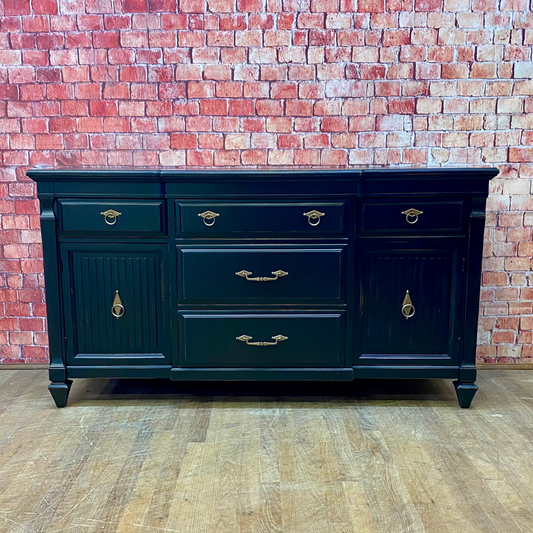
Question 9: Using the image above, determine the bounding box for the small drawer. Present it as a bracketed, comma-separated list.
[179, 246, 345, 305]
[359, 198, 467, 237]
[179, 313, 344, 368]
[58, 200, 167, 237]
[177, 201, 346, 237]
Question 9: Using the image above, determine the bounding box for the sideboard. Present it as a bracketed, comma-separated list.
[27, 166, 498, 408]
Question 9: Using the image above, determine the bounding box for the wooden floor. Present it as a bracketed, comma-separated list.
[1, 370, 533, 533]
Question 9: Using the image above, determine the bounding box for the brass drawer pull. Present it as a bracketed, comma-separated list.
[235, 269, 288, 282]
[111, 290, 125, 319]
[401, 290, 415, 320]
[100, 209, 122, 226]
[198, 210, 220, 226]
[236, 334, 288, 346]
[401, 208, 423, 225]
[303, 210, 325, 226]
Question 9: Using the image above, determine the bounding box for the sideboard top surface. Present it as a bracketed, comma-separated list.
[27, 166, 499, 182]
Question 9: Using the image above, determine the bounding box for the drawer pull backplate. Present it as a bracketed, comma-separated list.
[303, 210, 325, 226]
[235, 269, 289, 282]
[198, 210, 220, 226]
[401, 208, 423, 225]
[401, 290, 415, 320]
[236, 334, 288, 346]
[111, 290, 125, 319]
[100, 209, 122, 226]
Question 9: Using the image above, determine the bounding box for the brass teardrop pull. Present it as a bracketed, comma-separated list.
[401, 208, 423, 225]
[303, 210, 325, 226]
[111, 290, 125, 319]
[101, 209, 122, 225]
[198, 210, 220, 226]
[401, 290, 415, 320]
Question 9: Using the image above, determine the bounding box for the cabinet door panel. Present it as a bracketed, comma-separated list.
[359, 249, 463, 365]
[62, 245, 170, 366]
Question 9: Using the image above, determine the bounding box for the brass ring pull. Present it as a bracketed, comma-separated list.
[401, 208, 423, 225]
[111, 290, 124, 319]
[235, 269, 288, 282]
[303, 210, 325, 227]
[401, 290, 415, 320]
[236, 334, 288, 346]
[100, 209, 122, 226]
[198, 210, 220, 227]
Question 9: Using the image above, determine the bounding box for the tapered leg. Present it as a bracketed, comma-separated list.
[49, 380, 73, 408]
[453, 380, 478, 408]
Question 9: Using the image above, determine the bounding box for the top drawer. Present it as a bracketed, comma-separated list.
[358, 198, 467, 237]
[58, 200, 167, 237]
[177, 201, 346, 237]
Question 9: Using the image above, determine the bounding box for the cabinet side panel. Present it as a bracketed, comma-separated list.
[39, 190, 66, 381]
[461, 196, 487, 381]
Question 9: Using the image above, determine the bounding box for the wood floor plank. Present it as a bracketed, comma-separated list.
[2, 370, 533, 533]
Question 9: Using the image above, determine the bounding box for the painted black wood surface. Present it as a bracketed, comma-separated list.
[27, 166, 498, 408]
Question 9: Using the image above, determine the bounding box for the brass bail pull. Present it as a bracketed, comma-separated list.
[401, 208, 423, 225]
[101, 209, 122, 226]
[198, 210, 220, 227]
[235, 270, 289, 282]
[111, 290, 125, 319]
[401, 290, 415, 320]
[236, 334, 288, 346]
[303, 210, 325, 227]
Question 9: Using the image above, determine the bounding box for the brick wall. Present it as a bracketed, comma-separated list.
[0, 0, 532, 364]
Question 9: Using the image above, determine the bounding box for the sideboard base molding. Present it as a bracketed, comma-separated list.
[353, 366, 460, 379]
[170, 368, 355, 381]
[67, 366, 173, 379]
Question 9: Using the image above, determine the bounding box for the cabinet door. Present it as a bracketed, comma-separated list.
[61, 245, 170, 366]
[358, 248, 464, 365]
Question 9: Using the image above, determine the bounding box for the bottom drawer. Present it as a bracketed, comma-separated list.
[179, 313, 344, 368]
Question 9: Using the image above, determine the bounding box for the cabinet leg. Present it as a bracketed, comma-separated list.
[453, 380, 478, 408]
[49, 380, 73, 408]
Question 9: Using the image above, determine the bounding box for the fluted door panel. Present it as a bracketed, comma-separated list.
[359, 249, 463, 364]
[61, 245, 170, 366]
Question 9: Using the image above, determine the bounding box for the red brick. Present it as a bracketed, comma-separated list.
[187, 150, 213, 166]
[170, 133, 197, 149]
[228, 99, 255, 116]
[180, 0, 205, 12]
[415, 0, 441, 10]
[149, 0, 177, 9]
[123, 0, 148, 11]
[358, 0, 385, 11]
[4, 0, 31, 15]
[321, 117, 348, 132]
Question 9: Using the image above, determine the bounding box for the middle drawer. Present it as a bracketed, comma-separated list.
[178, 246, 346, 305]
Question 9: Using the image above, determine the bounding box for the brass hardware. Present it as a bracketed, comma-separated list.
[236, 334, 288, 346]
[401, 208, 423, 225]
[100, 209, 122, 226]
[111, 290, 125, 319]
[198, 210, 220, 227]
[303, 210, 325, 227]
[401, 290, 415, 320]
[235, 269, 289, 282]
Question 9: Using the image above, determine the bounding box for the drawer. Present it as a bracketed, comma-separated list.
[177, 201, 346, 237]
[179, 313, 344, 367]
[58, 200, 167, 237]
[358, 198, 467, 237]
[179, 246, 345, 304]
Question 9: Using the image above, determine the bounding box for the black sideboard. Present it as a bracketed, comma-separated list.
[27, 166, 498, 407]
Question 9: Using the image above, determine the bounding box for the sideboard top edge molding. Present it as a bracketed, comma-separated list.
[27, 166, 499, 182]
